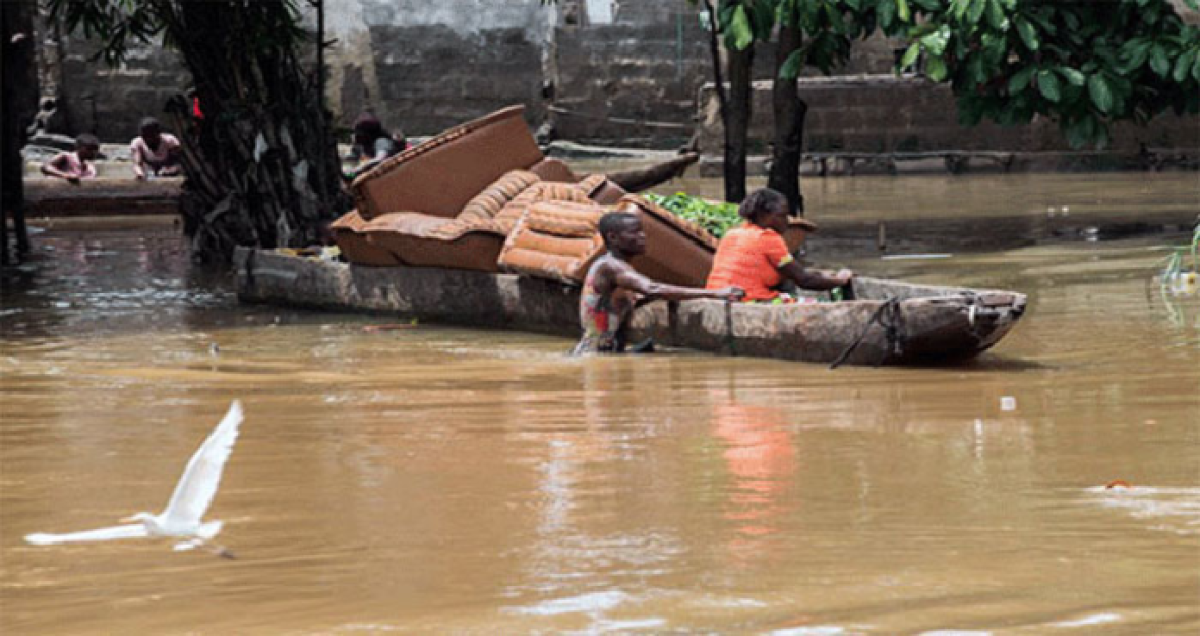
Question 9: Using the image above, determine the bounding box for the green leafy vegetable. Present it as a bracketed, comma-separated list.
[644, 192, 743, 238]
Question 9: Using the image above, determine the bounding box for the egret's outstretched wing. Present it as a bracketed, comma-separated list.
[160, 400, 243, 526]
[26, 524, 149, 545]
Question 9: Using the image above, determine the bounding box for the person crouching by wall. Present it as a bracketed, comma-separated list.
[130, 117, 182, 180]
[40, 134, 100, 185]
[344, 113, 406, 181]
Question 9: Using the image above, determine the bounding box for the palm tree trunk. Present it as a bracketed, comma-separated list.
[166, 0, 347, 261]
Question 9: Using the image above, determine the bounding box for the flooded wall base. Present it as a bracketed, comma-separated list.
[696, 77, 1200, 175]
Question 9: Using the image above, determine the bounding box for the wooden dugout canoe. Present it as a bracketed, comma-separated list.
[235, 248, 1027, 366]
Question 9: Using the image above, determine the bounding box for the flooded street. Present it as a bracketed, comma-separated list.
[2, 173, 1198, 633]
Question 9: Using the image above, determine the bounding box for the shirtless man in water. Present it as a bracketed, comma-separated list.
[573, 210, 743, 355]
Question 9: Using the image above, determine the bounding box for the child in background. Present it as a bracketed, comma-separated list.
[40, 134, 100, 184]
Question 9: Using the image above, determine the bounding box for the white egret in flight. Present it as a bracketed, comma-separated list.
[25, 400, 244, 557]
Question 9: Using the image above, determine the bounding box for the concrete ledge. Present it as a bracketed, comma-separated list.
[23, 176, 181, 217]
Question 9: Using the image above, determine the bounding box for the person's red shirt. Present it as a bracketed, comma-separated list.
[706, 224, 794, 301]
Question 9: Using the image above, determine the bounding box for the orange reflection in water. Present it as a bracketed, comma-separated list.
[711, 390, 797, 565]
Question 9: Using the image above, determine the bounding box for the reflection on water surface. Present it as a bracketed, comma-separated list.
[2, 174, 1198, 633]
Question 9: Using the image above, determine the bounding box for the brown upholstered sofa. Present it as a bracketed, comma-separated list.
[331, 105, 720, 287]
[332, 105, 625, 272]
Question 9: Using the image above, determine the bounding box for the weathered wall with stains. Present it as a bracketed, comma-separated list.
[322, 0, 552, 135]
[39, 24, 189, 143]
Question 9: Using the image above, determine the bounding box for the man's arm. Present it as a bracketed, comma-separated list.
[608, 260, 743, 302]
[41, 154, 78, 183]
[780, 261, 853, 291]
[130, 143, 146, 179]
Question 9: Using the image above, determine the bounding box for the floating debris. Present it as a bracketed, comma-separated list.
[363, 320, 419, 333]
[880, 253, 952, 261]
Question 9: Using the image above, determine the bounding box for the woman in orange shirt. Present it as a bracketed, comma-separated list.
[706, 188, 853, 303]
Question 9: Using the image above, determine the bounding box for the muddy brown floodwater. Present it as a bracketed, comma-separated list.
[2, 173, 1198, 634]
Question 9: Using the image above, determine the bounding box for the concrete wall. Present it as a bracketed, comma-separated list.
[546, 2, 901, 145]
[549, 16, 709, 145]
[37, 0, 900, 145]
[35, 0, 1200, 161]
[323, 0, 552, 134]
[697, 76, 1196, 156]
[42, 26, 188, 143]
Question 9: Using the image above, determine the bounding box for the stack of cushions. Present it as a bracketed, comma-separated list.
[327, 105, 722, 286]
[497, 200, 608, 284]
[457, 170, 542, 224]
[493, 174, 607, 234]
[495, 194, 721, 288]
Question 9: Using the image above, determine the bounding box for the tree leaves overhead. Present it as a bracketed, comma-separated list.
[1036, 70, 1061, 102]
[899, 0, 1200, 148]
[1087, 74, 1115, 114]
[1015, 17, 1038, 50]
[47, 0, 307, 67]
[696, 0, 1200, 150]
[727, 5, 754, 50]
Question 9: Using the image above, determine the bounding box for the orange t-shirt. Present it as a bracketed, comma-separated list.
[706, 224, 794, 301]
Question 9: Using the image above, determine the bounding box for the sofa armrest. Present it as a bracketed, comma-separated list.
[528, 158, 579, 183]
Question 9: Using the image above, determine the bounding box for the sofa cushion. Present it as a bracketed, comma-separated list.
[359, 212, 507, 272]
[493, 181, 594, 235]
[458, 170, 541, 223]
[351, 106, 544, 221]
[362, 212, 505, 242]
[330, 209, 403, 266]
[497, 200, 608, 284]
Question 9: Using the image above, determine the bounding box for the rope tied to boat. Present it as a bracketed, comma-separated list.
[829, 297, 905, 370]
